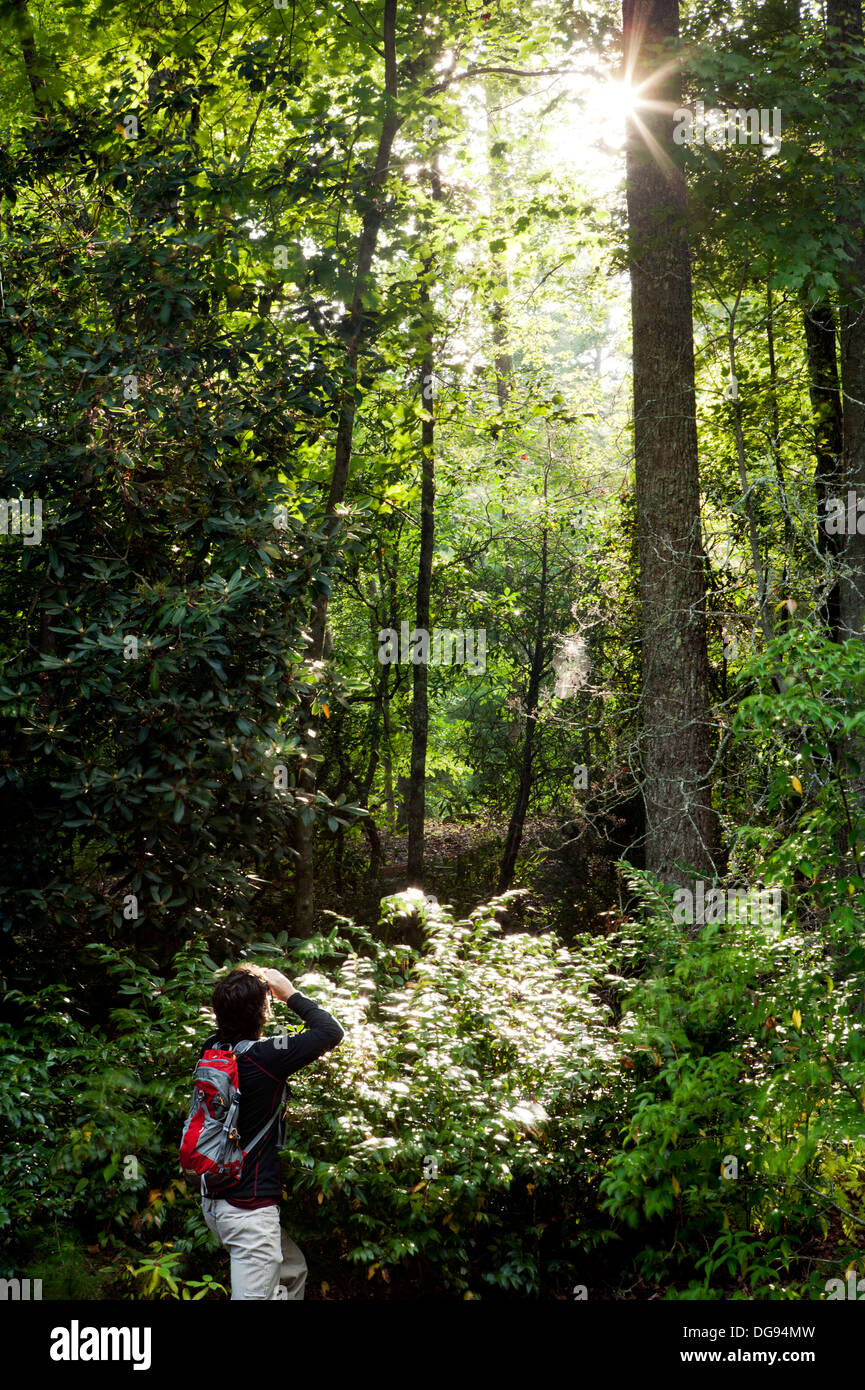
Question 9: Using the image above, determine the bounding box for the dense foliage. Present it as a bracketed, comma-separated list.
[3, 855, 864, 1299]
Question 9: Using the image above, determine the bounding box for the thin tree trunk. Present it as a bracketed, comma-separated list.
[727, 267, 774, 645]
[12, 0, 50, 106]
[362, 656, 387, 804]
[498, 526, 549, 891]
[828, 0, 865, 643]
[406, 161, 441, 882]
[765, 282, 794, 567]
[381, 558, 398, 825]
[826, 0, 865, 835]
[381, 692, 395, 826]
[293, 0, 399, 931]
[802, 291, 844, 639]
[623, 0, 718, 886]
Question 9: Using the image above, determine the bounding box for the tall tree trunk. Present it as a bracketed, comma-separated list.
[381, 688, 395, 827]
[622, 0, 718, 886]
[381, 558, 398, 826]
[727, 268, 774, 646]
[293, 0, 399, 932]
[828, 0, 865, 643]
[11, 0, 50, 106]
[802, 291, 844, 639]
[406, 161, 441, 882]
[765, 282, 794, 567]
[498, 527, 549, 891]
[826, 0, 865, 835]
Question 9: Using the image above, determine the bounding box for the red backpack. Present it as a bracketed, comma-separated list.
[179, 1040, 283, 1196]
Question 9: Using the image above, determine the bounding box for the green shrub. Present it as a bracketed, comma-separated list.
[599, 868, 865, 1296]
[5, 866, 862, 1299]
[0, 891, 622, 1298]
[273, 891, 622, 1296]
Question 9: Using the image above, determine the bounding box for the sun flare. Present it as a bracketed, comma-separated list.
[536, 78, 632, 182]
[591, 78, 637, 131]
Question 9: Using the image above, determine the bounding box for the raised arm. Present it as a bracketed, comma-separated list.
[258, 967, 344, 1077]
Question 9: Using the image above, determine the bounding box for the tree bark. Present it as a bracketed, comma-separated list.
[727, 268, 774, 646]
[498, 526, 549, 891]
[828, 0, 865, 642]
[825, 0, 865, 830]
[802, 292, 844, 640]
[406, 161, 440, 882]
[292, 0, 400, 931]
[765, 282, 794, 567]
[11, 0, 50, 107]
[622, 0, 718, 885]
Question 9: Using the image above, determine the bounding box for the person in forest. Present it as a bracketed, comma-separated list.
[199, 963, 344, 1300]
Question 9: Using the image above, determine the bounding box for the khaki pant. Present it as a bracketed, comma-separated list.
[201, 1197, 308, 1300]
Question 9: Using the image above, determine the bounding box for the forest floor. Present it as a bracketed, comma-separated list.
[320, 817, 628, 946]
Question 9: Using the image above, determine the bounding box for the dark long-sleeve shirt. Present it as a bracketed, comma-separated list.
[200, 991, 343, 1207]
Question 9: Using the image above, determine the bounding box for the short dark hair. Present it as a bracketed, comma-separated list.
[212, 969, 268, 1044]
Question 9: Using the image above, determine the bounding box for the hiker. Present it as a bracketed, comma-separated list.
[197, 963, 344, 1300]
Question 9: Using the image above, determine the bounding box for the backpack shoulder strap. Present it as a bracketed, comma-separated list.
[231, 1039, 286, 1152]
[244, 1106, 283, 1155]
